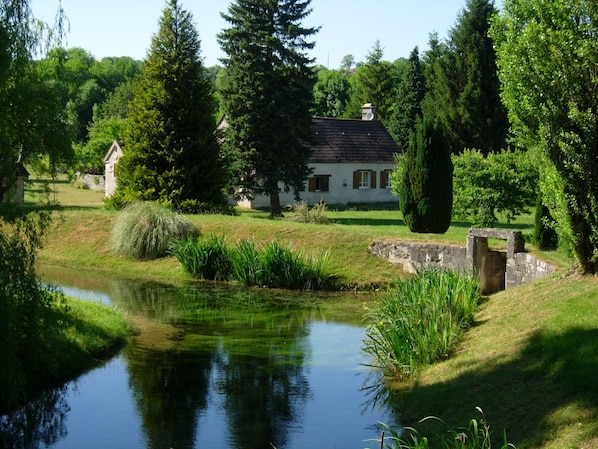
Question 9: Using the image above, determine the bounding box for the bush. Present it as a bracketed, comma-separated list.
[363, 268, 481, 378]
[111, 201, 199, 260]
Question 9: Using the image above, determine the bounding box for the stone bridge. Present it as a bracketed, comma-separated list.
[369, 228, 555, 294]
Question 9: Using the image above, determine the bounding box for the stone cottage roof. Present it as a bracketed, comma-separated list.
[310, 117, 401, 164]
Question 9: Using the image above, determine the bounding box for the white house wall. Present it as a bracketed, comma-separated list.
[243, 162, 397, 209]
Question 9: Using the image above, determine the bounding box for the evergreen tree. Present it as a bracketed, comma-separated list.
[388, 47, 425, 150]
[111, 0, 226, 211]
[346, 41, 395, 120]
[400, 117, 453, 233]
[422, 0, 507, 154]
[218, 0, 319, 216]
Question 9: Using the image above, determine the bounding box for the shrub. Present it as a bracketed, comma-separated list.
[363, 268, 481, 378]
[111, 201, 199, 260]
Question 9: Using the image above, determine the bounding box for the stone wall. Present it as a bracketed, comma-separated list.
[369, 228, 556, 293]
[77, 173, 105, 191]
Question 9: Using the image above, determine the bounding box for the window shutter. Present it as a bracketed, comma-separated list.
[353, 171, 359, 189]
[380, 170, 388, 189]
[371, 170, 377, 188]
[308, 177, 316, 192]
[114, 163, 118, 178]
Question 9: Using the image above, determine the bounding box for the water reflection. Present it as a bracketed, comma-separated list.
[5, 266, 397, 448]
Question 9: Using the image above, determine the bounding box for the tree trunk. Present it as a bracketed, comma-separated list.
[269, 190, 282, 217]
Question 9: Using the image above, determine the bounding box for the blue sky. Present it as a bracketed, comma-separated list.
[31, 0, 497, 68]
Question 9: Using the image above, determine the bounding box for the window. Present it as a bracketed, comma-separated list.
[308, 175, 330, 192]
[380, 169, 392, 189]
[353, 170, 376, 189]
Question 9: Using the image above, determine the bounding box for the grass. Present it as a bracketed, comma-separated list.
[27, 176, 598, 448]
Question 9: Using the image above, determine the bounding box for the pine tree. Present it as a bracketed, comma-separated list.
[111, 0, 226, 211]
[388, 47, 425, 150]
[400, 117, 453, 233]
[422, 0, 507, 154]
[218, 0, 319, 217]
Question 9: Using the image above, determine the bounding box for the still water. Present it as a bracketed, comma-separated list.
[2, 266, 397, 449]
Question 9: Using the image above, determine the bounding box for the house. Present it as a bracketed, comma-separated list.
[237, 104, 402, 209]
[2, 150, 29, 204]
[103, 140, 123, 197]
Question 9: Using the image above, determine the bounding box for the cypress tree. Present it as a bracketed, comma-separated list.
[400, 117, 453, 233]
[218, 0, 319, 217]
[532, 192, 558, 251]
[111, 0, 226, 211]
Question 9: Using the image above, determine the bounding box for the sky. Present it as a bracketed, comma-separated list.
[31, 0, 495, 69]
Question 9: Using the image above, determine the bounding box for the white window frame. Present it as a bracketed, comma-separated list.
[358, 170, 371, 189]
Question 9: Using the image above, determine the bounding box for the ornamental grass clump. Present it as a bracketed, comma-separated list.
[111, 201, 199, 260]
[285, 201, 331, 224]
[363, 268, 481, 378]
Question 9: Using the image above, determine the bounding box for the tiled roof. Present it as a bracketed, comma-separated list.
[310, 117, 401, 164]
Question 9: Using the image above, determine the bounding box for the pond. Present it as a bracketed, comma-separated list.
[1, 266, 398, 449]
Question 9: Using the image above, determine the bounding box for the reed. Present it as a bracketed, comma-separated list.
[111, 201, 199, 260]
[363, 268, 481, 378]
[173, 236, 334, 290]
[172, 234, 233, 281]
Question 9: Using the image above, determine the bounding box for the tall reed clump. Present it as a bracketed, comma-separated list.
[362, 268, 481, 378]
[172, 234, 232, 281]
[111, 201, 199, 260]
[173, 236, 334, 290]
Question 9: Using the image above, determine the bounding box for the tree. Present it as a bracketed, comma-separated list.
[492, 0, 598, 273]
[423, 0, 507, 154]
[399, 117, 453, 233]
[312, 69, 351, 118]
[218, 0, 319, 216]
[346, 41, 395, 121]
[452, 148, 538, 226]
[388, 47, 425, 149]
[0, 1, 72, 202]
[110, 0, 226, 211]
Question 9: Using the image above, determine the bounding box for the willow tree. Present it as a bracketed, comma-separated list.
[492, 0, 598, 274]
[111, 0, 226, 211]
[218, 0, 319, 216]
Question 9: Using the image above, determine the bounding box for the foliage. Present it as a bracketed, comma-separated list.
[388, 47, 425, 150]
[400, 117, 453, 233]
[109, 0, 227, 211]
[492, 0, 598, 273]
[532, 191, 558, 251]
[218, 0, 319, 216]
[0, 4, 74, 201]
[173, 236, 334, 290]
[0, 209, 65, 411]
[373, 409, 514, 449]
[452, 148, 538, 227]
[346, 41, 396, 120]
[111, 201, 199, 260]
[311, 68, 352, 118]
[172, 234, 232, 281]
[422, 0, 508, 155]
[284, 200, 331, 224]
[74, 116, 125, 172]
[362, 268, 481, 379]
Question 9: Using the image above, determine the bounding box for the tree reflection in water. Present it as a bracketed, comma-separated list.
[0, 386, 69, 449]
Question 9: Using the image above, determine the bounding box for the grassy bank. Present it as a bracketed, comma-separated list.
[29, 177, 598, 448]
